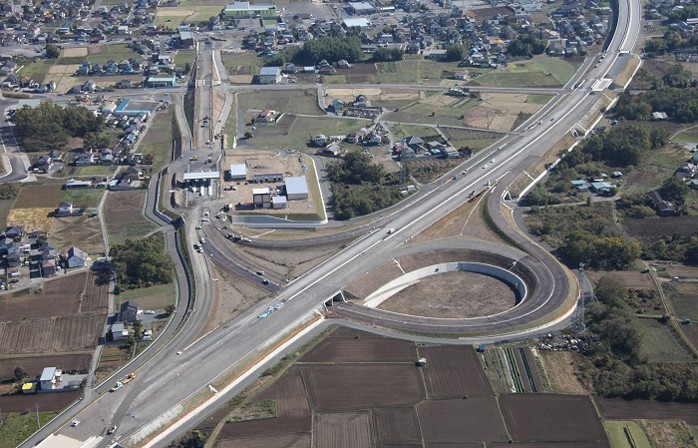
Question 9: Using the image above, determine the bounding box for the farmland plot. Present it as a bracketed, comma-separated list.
[313, 412, 371, 448]
[258, 369, 310, 417]
[299, 328, 417, 363]
[500, 394, 608, 444]
[373, 407, 422, 445]
[595, 397, 698, 424]
[0, 353, 90, 378]
[13, 183, 64, 208]
[215, 434, 310, 448]
[303, 364, 425, 411]
[0, 313, 104, 355]
[417, 397, 508, 443]
[0, 273, 86, 320]
[417, 346, 492, 399]
[216, 415, 310, 441]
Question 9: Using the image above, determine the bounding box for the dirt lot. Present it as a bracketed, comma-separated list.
[217, 415, 310, 441]
[378, 271, 517, 318]
[538, 350, 588, 395]
[236, 243, 342, 282]
[303, 364, 425, 412]
[417, 346, 492, 399]
[344, 262, 404, 300]
[13, 183, 64, 209]
[49, 215, 104, 257]
[194, 265, 267, 338]
[373, 407, 421, 445]
[595, 397, 698, 424]
[0, 390, 81, 412]
[299, 327, 417, 363]
[104, 190, 156, 245]
[313, 412, 371, 448]
[0, 353, 90, 379]
[500, 394, 608, 443]
[222, 149, 319, 216]
[417, 397, 508, 443]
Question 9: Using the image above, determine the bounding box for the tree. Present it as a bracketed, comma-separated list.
[649, 127, 669, 148]
[660, 176, 689, 204]
[109, 234, 174, 289]
[372, 47, 405, 62]
[295, 36, 363, 65]
[14, 365, 26, 380]
[83, 131, 111, 150]
[45, 44, 60, 59]
[445, 44, 467, 62]
[133, 320, 143, 341]
[507, 35, 546, 58]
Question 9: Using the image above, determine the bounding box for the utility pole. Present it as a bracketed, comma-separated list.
[35, 403, 40, 429]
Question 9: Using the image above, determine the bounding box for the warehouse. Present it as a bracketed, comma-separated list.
[113, 99, 157, 117]
[253, 187, 272, 208]
[145, 75, 176, 88]
[349, 1, 376, 15]
[285, 176, 309, 201]
[229, 163, 247, 181]
[224, 1, 277, 18]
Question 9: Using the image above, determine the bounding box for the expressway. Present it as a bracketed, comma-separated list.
[23, 0, 642, 445]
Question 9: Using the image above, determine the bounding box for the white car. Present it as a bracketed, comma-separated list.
[70, 420, 80, 427]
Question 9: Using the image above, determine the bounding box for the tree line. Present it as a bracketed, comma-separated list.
[110, 234, 174, 291]
[12, 102, 105, 152]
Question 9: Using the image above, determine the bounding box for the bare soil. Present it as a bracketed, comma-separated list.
[299, 327, 417, 363]
[344, 262, 404, 300]
[0, 390, 81, 412]
[595, 397, 698, 424]
[49, 215, 104, 257]
[584, 270, 654, 289]
[0, 353, 91, 379]
[417, 397, 508, 443]
[373, 407, 421, 445]
[237, 244, 342, 281]
[257, 370, 310, 417]
[104, 190, 155, 243]
[417, 346, 492, 399]
[303, 364, 425, 412]
[313, 412, 372, 448]
[500, 394, 608, 443]
[215, 434, 310, 448]
[14, 183, 64, 208]
[377, 271, 517, 318]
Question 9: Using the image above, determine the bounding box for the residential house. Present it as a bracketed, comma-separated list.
[66, 246, 90, 269]
[4, 225, 25, 242]
[120, 300, 139, 323]
[256, 109, 276, 123]
[648, 190, 677, 216]
[311, 134, 328, 147]
[34, 155, 54, 173]
[55, 201, 82, 217]
[110, 322, 129, 341]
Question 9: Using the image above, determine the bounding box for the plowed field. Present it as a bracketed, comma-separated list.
[418, 345, 492, 399]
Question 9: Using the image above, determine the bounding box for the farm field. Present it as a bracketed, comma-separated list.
[0, 391, 80, 412]
[472, 56, 578, 87]
[173, 49, 196, 68]
[13, 183, 64, 208]
[0, 198, 15, 231]
[389, 123, 440, 141]
[0, 353, 90, 379]
[440, 126, 505, 150]
[299, 327, 416, 362]
[196, 328, 600, 448]
[104, 190, 156, 245]
[62, 187, 105, 209]
[625, 216, 698, 242]
[0, 272, 107, 356]
[595, 397, 698, 424]
[220, 51, 265, 79]
[604, 420, 652, 448]
[49, 215, 104, 257]
[153, 6, 221, 27]
[245, 115, 367, 150]
[237, 90, 323, 115]
[634, 317, 696, 363]
[376, 58, 469, 84]
[384, 92, 547, 131]
[500, 394, 608, 444]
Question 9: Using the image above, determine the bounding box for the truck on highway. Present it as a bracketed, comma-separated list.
[110, 372, 136, 392]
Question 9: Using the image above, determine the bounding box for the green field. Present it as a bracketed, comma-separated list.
[63, 188, 105, 209]
[173, 49, 197, 68]
[248, 116, 367, 149]
[56, 44, 141, 65]
[668, 283, 698, 320]
[527, 94, 555, 105]
[0, 412, 58, 448]
[221, 51, 265, 76]
[119, 282, 175, 310]
[672, 127, 698, 144]
[63, 165, 118, 177]
[440, 127, 505, 151]
[604, 420, 652, 448]
[385, 97, 479, 126]
[636, 317, 696, 363]
[376, 59, 466, 84]
[16, 60, 54, 83]
[473, 56, 577, 87]
[139, 109, 174, 172]
[154, 6, 222, 27]
[390, 123, 440, 141]
[237, 90, 323, 115]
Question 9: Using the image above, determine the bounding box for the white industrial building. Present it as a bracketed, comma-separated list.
[285, 176, 309, 201]
[229, 164, 247, 181]
[272, 195, 288, 209]
[40, 367, 60, 390]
